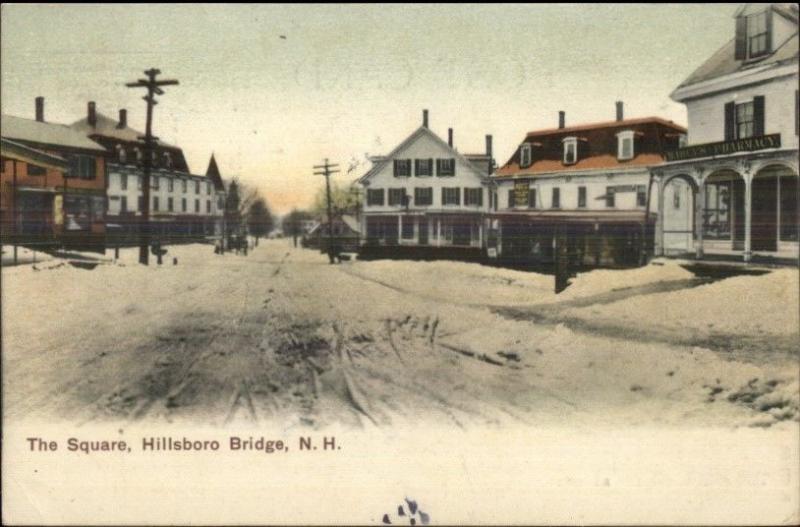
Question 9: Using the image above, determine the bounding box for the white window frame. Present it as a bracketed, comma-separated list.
[562, 137, 578, 165]
[520, 143, 532, 168]
[616, 130, 635, 161]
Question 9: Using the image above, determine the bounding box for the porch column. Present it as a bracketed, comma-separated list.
[743, 172, 753, 263]
[694, 178, 705, 259]
[655, 175, 665, 256]
[398, 215, 402, 244]
[478, 221, 483, 248]
[436, 218, 442, 247]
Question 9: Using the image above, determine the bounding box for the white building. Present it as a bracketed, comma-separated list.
[657, 3, 799, 262]
[70, 103, 226, 241]
[357, 110, 494, 259]
[491, 103, 685, 267]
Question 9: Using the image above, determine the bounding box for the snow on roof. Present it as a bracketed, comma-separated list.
[1, 114, 106, 152]
[69, 112, 178, 148]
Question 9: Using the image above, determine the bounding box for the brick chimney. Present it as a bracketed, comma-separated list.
[485, 134, 493, 175]
[422, 109, 429, 128]
[88, 101, 97, 127]
[117, 109, 127, 129]
[616, 101, 624, 122]
[35, 97, 45, 122]
[448, 128, 453, 147]
[558, 111, 565, 129]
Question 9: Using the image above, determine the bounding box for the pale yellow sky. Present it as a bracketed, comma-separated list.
[1, 4, 738, 215]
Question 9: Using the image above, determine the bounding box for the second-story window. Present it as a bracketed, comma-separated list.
[520, 144, 532, 168]
[182, 179, 187, 193]
[415, 158, 433, 177]
[441, 187, 460, 206]
[528, 188, 537, 208]
[563, 138, 577, 165]
[393, 159, 411, 177]
[388, 188, 405, 206]
[168, 178, 174, 192]
[195, 181, 200, 193]
[367, 188, 385, 206]
[736, 101, 754, 139]
[67, 155, 96, 180]
[551, 187, 561, 208]
[414, 187, 432, 206]
[578, 186, 587, 208]
[617, 131, 635, 160]
[464, 188, 483, 206]
[121, 174, 128, 190]
[151, 175, 159, 190]
[605, 187, 616, 208]
[436, 158, 455, 177]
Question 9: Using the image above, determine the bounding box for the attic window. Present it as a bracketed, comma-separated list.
[134, 147, 143, 164]
[163, 152, 172, 169]
[616, 130, 635, 160]
[116, 145, 126, 163]
[562, 137, 578, 165]
[746, 10, 768, 58]
[520, 143, 532, 168]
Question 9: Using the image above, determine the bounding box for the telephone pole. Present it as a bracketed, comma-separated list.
[313, 159, 339, 264]
[125, 68, 178, 265]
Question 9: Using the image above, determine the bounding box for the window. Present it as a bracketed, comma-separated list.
[138, 196, 145, 212]
[414, 187, 432, 206]
[163, 152, 172, 169]
[367, 188, 385, 206]
[168, 197, 174, 212]
[120, 196, 127, 213]
[746, 11, 768, 58]
[415, 158, 433, 177]
[401, 220, 414, 240]
[393, 159, 411, 177]
[551, 187, 560, 208]
[206, 200, 211, 213]
[168, 178, 174, 192]
[520, 144, 532, 168]
[134, 148, 143, 164]
[528, 188, 537, 208]
[464, 188, 483, 207]
[182, 198, 187, 212]
[436, 158, 455, 177]
[181, 179, 187, 193]
[578, 186, 586, 208]
[153, 196, 159, 212]
[703, 181, 732, 239]
[195, 181, 200, 193]
[563, 138, 577, 165]
[152, 175, 159, 189]
[636, 186, 647, 207]
[442, 187, 460, 205]
[67, 155, 96, 179]
[138, 175, 143, 190]
[605, 187, 615, 208]
[120, 174, 128, 190]
[388, 188, 405, 206]
[673, 189, 681, 209]
[617, 131, 635, 160]
[207, 183, 211, 195]
[735, 101, 754, 139]
[27, 164, 46, 176]
[195, 199, 200, 213]
[117, 145, 126, 163]
[508, 189, 515, 208]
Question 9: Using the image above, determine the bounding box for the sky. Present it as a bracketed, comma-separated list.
[1, 4, 738, 215]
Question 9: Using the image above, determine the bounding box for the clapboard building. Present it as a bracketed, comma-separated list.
[70, 102, 226, 243]
[357, 110, 494, 260]
[492, 103, 686, 267]
[657, 3, 799, 263]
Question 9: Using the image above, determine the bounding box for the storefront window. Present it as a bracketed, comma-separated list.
[703, 181, 732, 239]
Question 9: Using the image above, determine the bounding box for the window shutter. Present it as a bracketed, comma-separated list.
[795, 90, 799, 136]
[508, 189, 514, 208]
[724, 102, 736, 141]
[753, 96, 765, 136]
[765, 7, 773, 54]
[734, 16, 747, 60]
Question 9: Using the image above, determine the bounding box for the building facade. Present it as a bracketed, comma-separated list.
[1, 100, 108, 252]
[657, 3, 799, 263]
[69, 102, 226, 244]
[357, 110, 494, 260]
[491, 104, 686, 267]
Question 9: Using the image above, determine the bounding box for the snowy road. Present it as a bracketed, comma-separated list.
[3, 240, 798, 430]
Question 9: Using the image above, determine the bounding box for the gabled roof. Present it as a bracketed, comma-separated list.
[205, 154, 225, 191]
[357, 126, 489, 184]
[1, 137, 69, 170]
[69, 112, 178, 148]
[1, 114, 106, 152]
[675, 5, 799, 91]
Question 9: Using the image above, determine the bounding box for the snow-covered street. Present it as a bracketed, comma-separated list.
[2, 240, 798, 430]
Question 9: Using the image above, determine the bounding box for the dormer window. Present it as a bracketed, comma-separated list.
[134, 147, 143, 165]
[562, 137, 578, 165]
[116, 145, 126, 163]
[520, 143, 532, 168]
[163, 152, 172, 169]
[735, 8, 772, 61]
[616, 130, 635, 160]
